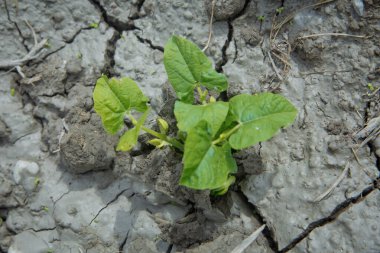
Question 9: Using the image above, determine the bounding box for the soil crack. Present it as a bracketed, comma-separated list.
[215, 0, 251, 73]
[39, 26, 97, 63]
[279, 178, 380, 253]
[88, 188, 130, 225]
[235, 188, 280, 252]
[87, 0, 139, 33]
[135, 35, 164, 52]
[26, 226, 57, 233]
[3, 0, 29, 51]
[119, 230, 130, 252]
[102, 30, 121, 76]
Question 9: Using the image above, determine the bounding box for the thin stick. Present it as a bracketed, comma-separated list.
[0, 20, 46, 71]
[297, 33, 367, 40]
[230, 225, 266, 253]
[202, 0, 216, 52]
[24, 19, 38, 45]
[355, 108, 363, 120]
[313, 162, 350, 202]
[271, 51, 291, 67]
[357, 128, 380, 149]
[268, 51, 283, 81]
[15, 66, 25, 78]
[355, 116, 380, 139]
[0, 39, 47, 69]
[351, 148, 376, 179]
[271, 0, 336, 40]
[351, 148, 362, 165]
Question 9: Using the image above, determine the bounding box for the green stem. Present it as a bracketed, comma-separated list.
[212, 123, 241, 145]
[127, 112, 184, 152]
[141, 126, 184, 152]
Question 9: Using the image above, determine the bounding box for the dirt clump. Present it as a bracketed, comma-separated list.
[60, 110, 117, 174]
[205, 0, 246, 21]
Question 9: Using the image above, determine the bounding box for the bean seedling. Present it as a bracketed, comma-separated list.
[93, 35, 297, 195]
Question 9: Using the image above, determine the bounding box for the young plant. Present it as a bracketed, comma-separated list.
[93, 35, 297, 195]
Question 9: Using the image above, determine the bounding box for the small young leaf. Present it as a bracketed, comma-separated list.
[116, 109, 149, 151]
[180, 121, 237, 190]
[148, 138, 169, 148]
[164, 35, 228, 103]
[93, 76, 149, 134]
[164, 35, 210, 103]
[228, 93, 297, 149]
[10, 88, 15, 96]
[89, 22, 99, 28]
[157, 118, 169, 134]
[174, 101, 229, 137]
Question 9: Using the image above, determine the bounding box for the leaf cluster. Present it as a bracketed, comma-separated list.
[93, 35, 297, 194]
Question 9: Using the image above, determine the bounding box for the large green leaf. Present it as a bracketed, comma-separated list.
[174, 101, 229, 137]
[93, 76, 148, 134]
[180, 121, 237, 190]
[228, 93, 297, 149]
[116, 109, 149, 151]
[200, 69, 228, 92]
[164, 35, 228, 103]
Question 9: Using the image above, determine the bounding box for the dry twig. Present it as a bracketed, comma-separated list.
[297, 33, 367, 40]
[268, 51, 283, 81]
[313, 162, 350, 202]
[202, 0, 216, 52]
[270, 0, 337, 41]
[0, 39, 47, 69]
[351, 148, 376, 179]
[230, 225, 266, 253]
[354, 116, 380, 145]
[0, 20, 47, 77]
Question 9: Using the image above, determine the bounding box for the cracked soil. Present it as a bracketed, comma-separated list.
[0, 0, 380, 252]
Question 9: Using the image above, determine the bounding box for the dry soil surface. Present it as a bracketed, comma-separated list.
[0, 0, 379, 253]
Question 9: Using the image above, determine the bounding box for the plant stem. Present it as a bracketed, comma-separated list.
[212, 123, 241, 145]
[141, 126, 184, 152]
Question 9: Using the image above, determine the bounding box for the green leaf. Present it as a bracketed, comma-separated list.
[180, 121, 237, 190]
[228, 93, 297, 149]
[93, 76, 149, 134]
[163, 35, 228, 103]
[157, 118, 169, 134]
[174, 101, 229, 137]
[210, 176, 236, 196]
[116, 110, 149, 151]
[200, 69, 228, 92]
[148, 138, 169, 148]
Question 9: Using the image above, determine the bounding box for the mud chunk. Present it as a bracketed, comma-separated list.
[0, 171, 26, 208]
[60, 114, 116, 174]
[159, 213, 215, 248]
[65, 58, 82, 75]
[8, 231, 50, 253]
[13, 161, 40, 192]
[205, 0, 246, 21]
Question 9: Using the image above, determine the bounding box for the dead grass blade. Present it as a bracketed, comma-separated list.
[230, 225, 266, 253]
[297, 33, 367, 40]
[202, 0, 216, 52]
[271, 0, 337, 40]
[313, 162, 350, 202]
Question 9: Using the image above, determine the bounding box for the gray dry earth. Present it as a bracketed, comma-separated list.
[0, 0, 379, 253]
